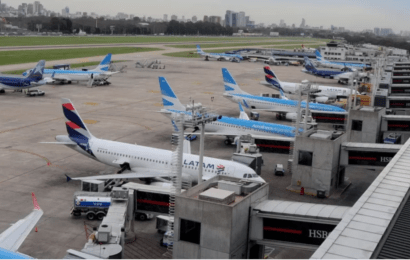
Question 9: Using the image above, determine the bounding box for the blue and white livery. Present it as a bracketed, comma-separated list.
[315, 50, 372, 70]
[23, 54, 118, 86]
[158, 77, 301, 146]
[302, 56, 368, 85]
[262, 66, 358, 103]
[0, 60, 49, 93]
[43, 98, 265, 184]
[0, 193, 43, 259]
[196, 45, 243, 62]
[222, 68, 346, 120]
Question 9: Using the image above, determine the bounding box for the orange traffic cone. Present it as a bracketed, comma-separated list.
[300, 187, 305, 195]
[35, 227, 38, 232]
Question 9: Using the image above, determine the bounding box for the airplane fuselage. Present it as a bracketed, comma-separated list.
[270, 81, 357, 98]
[43, 69, 107, 82]
[0, 75, 39, 90]
[224, 93, 346, 114]
[57, 135, 263, 183]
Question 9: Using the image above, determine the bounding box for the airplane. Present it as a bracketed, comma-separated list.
[158, 77, 302, 145]
[196, 45, 243, 62]
[302, 56, 368, 85]
[221, 68, 346, 121]
[315, 50, 372, 70]
[0, 60, 49, 94]
[23, 54, 119, 87]
[262, 66, 359, 103]
[0, 193, 43, 259]
[43, 98, 265, 184]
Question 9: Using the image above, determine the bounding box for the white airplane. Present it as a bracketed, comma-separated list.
[0, 193, 43, 259]
[158, 77, 301, 145]
[196, 45, 243, 62]
[222, 68, 346, 121]
[43, 98, 265, 184]
[261, 66, 359, 103]
[315, 50, 372, 70]
[23, 54, 119, 86]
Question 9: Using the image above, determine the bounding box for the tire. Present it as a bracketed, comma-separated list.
[68, 81, 72, 84]
[73, 211, 81, 217]
[136, 213, 147, 221]
[86, 212, 96, 220]
[160, 238, 165, 247]
[224, 139, 232, 146]
[97, 212, 105, 220]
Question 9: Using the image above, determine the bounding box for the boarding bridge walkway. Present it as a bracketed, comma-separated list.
[311, 136, 410, 259]
[381, 115, 410, 144]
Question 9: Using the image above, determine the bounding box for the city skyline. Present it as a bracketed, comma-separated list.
[2, 0, 410, 32]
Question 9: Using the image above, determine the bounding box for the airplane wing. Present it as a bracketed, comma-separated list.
[69, 168, 175, 181]
[0, 193, 43, 252]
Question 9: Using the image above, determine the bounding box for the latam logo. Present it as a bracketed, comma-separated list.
[217, 164, 225, 172]
[183, 160, 215, 169]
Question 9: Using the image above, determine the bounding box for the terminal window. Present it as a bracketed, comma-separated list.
[298, 150, 313, 166]
[352, 120, 363, 131]
[180, 219, 201, 244]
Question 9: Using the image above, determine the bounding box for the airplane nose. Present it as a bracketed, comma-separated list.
[257, 177, 266, 183]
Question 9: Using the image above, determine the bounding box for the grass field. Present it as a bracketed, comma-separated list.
[166, 40, 326, 49]
[1, 60, 128, 75]
[0, 47, 160, 66]
[0, 36, 277, 47]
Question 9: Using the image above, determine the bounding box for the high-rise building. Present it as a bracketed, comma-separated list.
[192, 16, 197, 22]
[209, 16, 221, 24]
[279, 19, 285, 27]
[380, 28, 393, 36]
[231, 12, 238, 27]
[238, 11, 245, 27]
[374, 27, 380, 36]
[181, 15, 185, 22]
[225, 10, 233, 27]
[203, 15, 209, 22]
[27, 3, 33, 14]
[300, 18, 305, 28]
[33, 1, 40, 14]
[22, 3, 28, 14]
[245, 16, 250, 26]
[163, 14, 168, 21]
[171, 15, 177, 21]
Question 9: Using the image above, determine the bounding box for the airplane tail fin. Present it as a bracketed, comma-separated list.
[196, 45, 204, 54]
[315, 50, 323, 61]
[264, 66, 284, 91]
[158, 77, 186, 111]
[31, 192, 41, 211]
[92, 53, 112, 72]
[61, 98, 94, 143]
[304, 56, 317, 72]
[222, 68, 245, 94]
[26, 60, 45, 81]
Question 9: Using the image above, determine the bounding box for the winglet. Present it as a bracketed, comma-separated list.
[31, 192, 41, 211]
[65, 174, 72, 182]
[239, 102, 244, 112]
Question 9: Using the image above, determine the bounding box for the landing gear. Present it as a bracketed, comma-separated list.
[0, 89, 4, 94]
[205, 56, 210, 61]
[276, 113, 284, 120]
[224, 139, 233, 146]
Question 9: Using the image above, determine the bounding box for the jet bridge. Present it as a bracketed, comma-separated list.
[381, 114, 410, 144]
[249, 200, 351, 254]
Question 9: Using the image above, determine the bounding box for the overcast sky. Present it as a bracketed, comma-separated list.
[5, 0, 410, 32]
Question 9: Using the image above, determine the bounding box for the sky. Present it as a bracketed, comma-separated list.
[4, 0, 410, 32]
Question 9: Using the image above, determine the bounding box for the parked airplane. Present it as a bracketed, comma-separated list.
[0, 60, 49, 93]
[0, 193, 43, 259]
[44, 98, 265, 183]
[315, 50, 372, 70]
[196, 45, 243, 62]
[262, 66, 359, 103]
[302, 56, 368, 84]
[222, 68, 346, 120]
[23, 54, 118, 86]
[158, 77, 301, 145]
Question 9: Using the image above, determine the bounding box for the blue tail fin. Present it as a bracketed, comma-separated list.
[304, 56, 317, 72]
[196, 45, 204, 54]
[315, 50, 323, 61]
[93, 53, 112, 71]
[26, 60, 45, 81]
[158, 77, 185, 111]
[222, 68, 245, 94]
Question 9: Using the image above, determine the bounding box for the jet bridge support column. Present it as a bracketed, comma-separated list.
[198, 122, 205, 184]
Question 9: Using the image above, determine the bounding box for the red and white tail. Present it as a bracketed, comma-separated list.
[32, 192, 41, 211]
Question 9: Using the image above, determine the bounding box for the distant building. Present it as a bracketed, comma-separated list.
[209, 16, 221, 24]
[82, 12, 87, 17]
[192, 15, 197, 22]
[279, 19, 285, 27]
[380, 28, 393, 36]
[27, 3, 33, 15]
[231, 12, 238, 27]
[171, 15, 177, 21]
[181, 15, 185, 22]
[238, 11, 245, 27]
[374, 27, 380, 36]
[300, 18, 305, 28]
[203, 15, 208, 22]
[116, 12, 128, 20]
[163, 14, 168, 21]
[225, 10, 233, 27]
[245, 16, 250, 25]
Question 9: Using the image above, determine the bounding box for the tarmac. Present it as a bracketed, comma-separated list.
[0, 48, 377, 259]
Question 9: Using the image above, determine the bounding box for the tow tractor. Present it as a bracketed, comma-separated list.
[24, 89, 45, 96]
